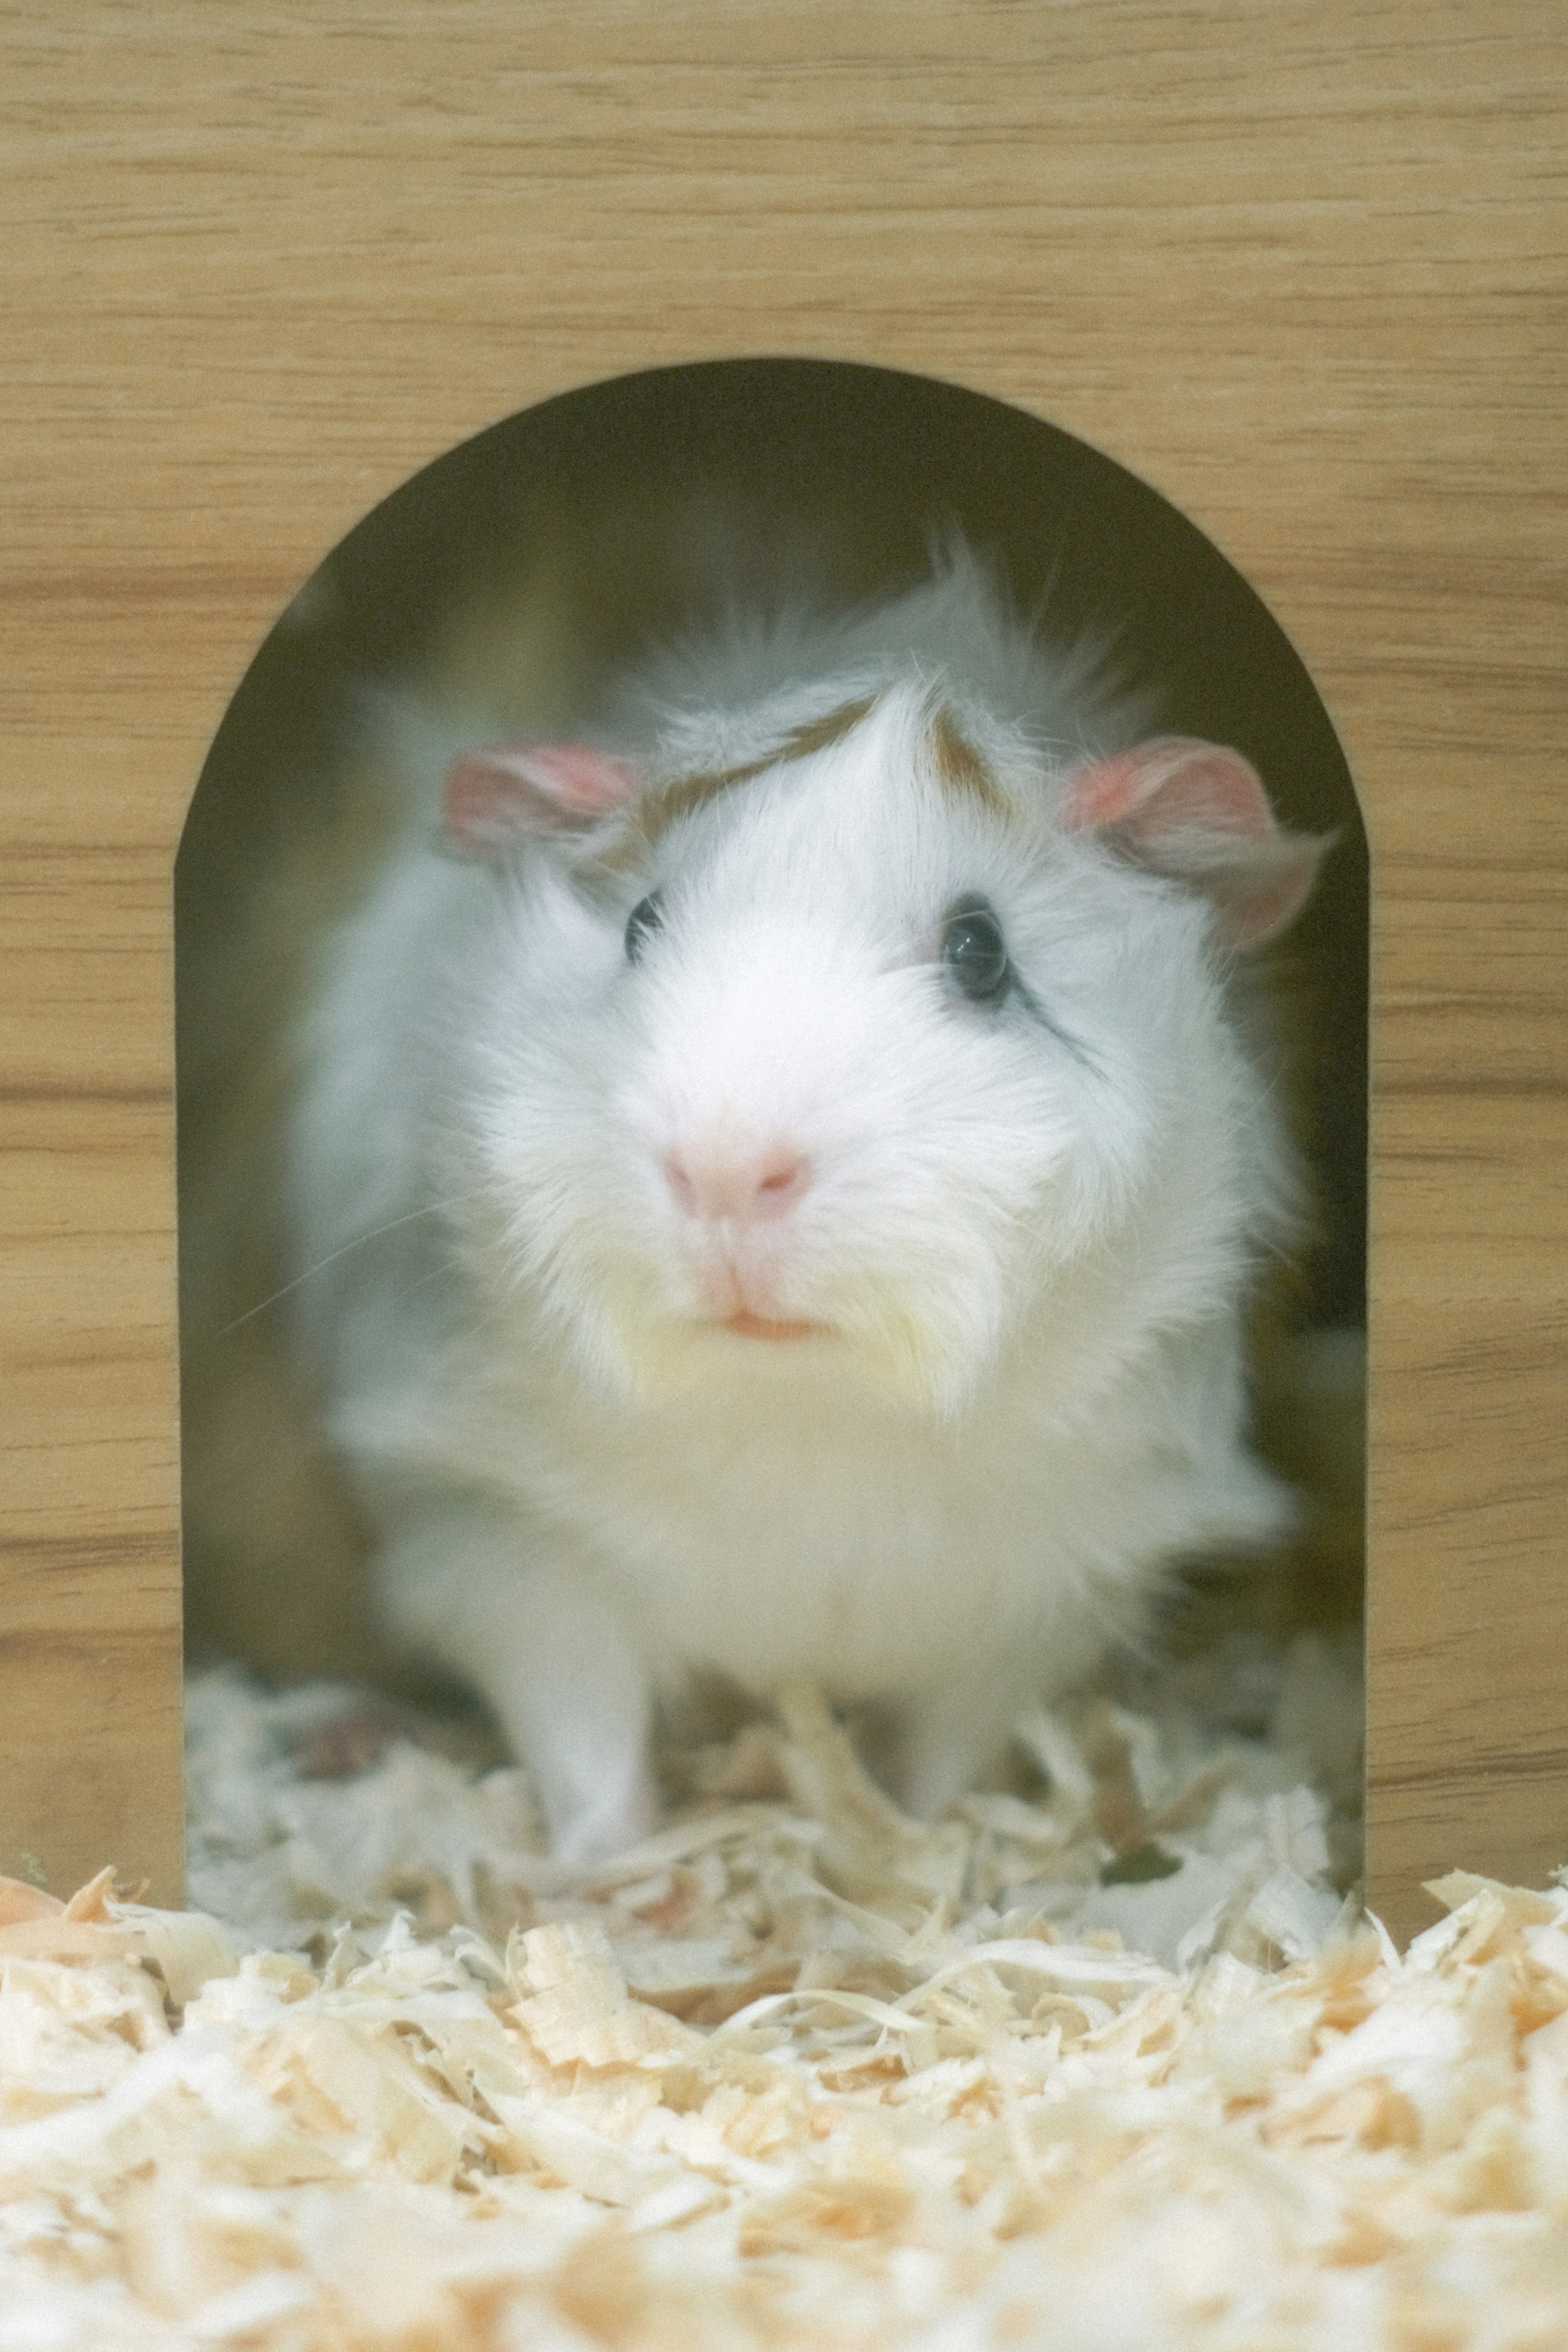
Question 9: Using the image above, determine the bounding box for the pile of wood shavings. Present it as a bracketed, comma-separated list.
[5, 1661, 1568, 2349]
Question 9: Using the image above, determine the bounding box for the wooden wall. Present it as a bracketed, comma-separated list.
[2, 2, 1564, 1941]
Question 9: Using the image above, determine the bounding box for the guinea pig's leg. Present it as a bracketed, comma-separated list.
[887, 1674, 1022, 1821]
[372, 1503, 658, 1864]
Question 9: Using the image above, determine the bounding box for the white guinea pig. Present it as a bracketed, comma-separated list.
[289, 543, 1327, 1861]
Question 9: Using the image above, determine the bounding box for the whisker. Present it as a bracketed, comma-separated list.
[210, 1186, 495, 1337]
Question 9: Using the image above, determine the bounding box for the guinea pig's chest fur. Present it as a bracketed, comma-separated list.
[287, 544, 1322, 1851]
[425, 1309, 1280, 1705]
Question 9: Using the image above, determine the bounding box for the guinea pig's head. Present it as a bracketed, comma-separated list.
[441, 687, 1325, 1414]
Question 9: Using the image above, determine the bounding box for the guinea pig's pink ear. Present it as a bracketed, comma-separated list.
[442, 742, 644, 860]
[1061, 736, 1329, 949]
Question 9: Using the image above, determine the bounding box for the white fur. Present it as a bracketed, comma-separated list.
[289, 549, 1301, 1859]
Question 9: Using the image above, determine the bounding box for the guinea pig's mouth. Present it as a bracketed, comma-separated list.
[720, 1310, 826, 1342]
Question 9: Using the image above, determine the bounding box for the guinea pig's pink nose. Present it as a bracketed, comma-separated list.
[664, 1138, 812, 1225]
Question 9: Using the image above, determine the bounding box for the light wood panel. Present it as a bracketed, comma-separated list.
[2, 1, 1564, 1938]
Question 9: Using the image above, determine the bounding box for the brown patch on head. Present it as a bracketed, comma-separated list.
[648, 695, 878, 832]
[581, 695, 876, 884]
[929, 707, 1008, 814]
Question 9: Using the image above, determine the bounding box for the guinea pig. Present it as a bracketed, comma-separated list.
[287, 542, 1328, 1862]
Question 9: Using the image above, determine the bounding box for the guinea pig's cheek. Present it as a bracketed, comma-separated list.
[1043, 1067, 1157, 1248]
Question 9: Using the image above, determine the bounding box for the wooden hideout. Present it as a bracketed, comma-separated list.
[3, 3, 1564, 1950]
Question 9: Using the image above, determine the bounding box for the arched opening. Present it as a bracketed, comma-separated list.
[176, 358, 1367, 1937]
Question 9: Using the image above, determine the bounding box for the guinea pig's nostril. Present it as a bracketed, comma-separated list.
[664, 1153, 698, 1217]
[752, 1150, 811, 1218]
[664, 1142, 811, 1224]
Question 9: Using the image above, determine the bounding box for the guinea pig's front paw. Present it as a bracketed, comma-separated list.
[390, 1536, 662, 1870]
[547, 1772, 660, 1869]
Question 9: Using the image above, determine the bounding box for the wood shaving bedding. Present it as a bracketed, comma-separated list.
[4, 1641, 1568, 2349]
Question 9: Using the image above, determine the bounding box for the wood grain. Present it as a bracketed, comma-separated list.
[2, 0, 1564, 1937]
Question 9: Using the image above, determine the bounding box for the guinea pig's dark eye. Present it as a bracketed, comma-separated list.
[624, 891, 664, 963]
[940, 896, 1011, 1003]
